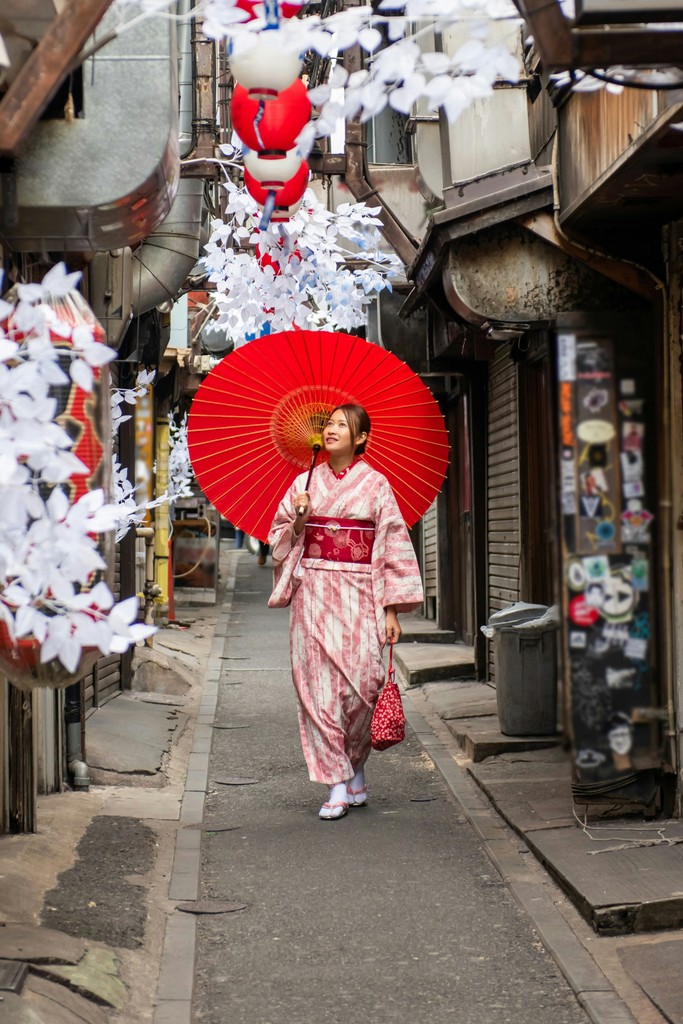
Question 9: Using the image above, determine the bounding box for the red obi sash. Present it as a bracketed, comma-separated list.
[303, 517, 375, 564]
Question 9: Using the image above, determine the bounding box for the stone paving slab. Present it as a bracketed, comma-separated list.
[25, 973, 110, 1024]
[524, 823, 683, 935]
[86, 695, 179, 774]
[420, 680, 497, 720]
[0, 925, 86, 965]
[616, 938, 683, 1023]
[35, 948, 126, 1011]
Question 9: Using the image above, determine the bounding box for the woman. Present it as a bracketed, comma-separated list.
[268, 404, 423, 820]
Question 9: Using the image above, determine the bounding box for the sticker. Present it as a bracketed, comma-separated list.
[606, 667, 637, 689]
[577, 420, 616, 444]
[577, 344, 611, 379]
[579, 494, 603, 519]
[600, 571, 637, 622]
[576, 749, 607, 769]
[583, 388, 609, 414]
[619, 399, 644, 418]
[622, 422, 644, 452]
[588, 445, 608, 468]
[607, 712, 633, 756]
[631, 559, 649, 591]
[625, 636, 648, 660]
[585, 467, 609, 492]
[623, 480, 644, 499]
[567, 560, 587, 590]
[583, 556, 609, 581]
[557, 333, 577, 382]
[561, 450, 576, 514]
[569, 595, 600, 627]
[621, 508, 654, 543]
[620, 379, 636, 396]
[621, 450, 644, 482]
[569, 631, 587, 649]
[602, 623, 629, 647]
[560, 385, 574, 447]
[630, 613, 650, 640]
[587, 634, 610, 658]
[585, 582, 605, 608]
[596, 521, 616, 544]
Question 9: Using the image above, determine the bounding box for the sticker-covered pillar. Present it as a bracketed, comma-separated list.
[555, 316, 663, 811]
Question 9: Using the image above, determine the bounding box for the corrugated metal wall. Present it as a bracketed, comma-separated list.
[487, 345, 521, 681]
[422, 499, 438, 619]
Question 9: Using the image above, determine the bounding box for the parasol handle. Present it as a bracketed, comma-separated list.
[298, 444, 321, 516]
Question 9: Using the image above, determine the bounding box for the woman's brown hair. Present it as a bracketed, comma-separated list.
[330, 404, 371, 455]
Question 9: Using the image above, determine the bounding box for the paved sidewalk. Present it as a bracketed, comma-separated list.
[181, 555, 599, 1024]
[408, 678, 683, 1023]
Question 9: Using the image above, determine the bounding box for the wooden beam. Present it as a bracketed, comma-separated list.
[572, 28, 683, 71]
[513, 0, 573, 68]
[517, 211, 661, 303]
[0, 0, 114, 157]
[515, 0, 683, 72]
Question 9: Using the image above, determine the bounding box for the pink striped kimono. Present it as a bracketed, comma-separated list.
[268, 460, 424, 784]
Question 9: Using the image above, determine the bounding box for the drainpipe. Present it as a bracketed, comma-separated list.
[64, 684, 90, 790]
[342, 45, 419, 268]
[154, 419, 171, 618]
[136, 527, 161, 637]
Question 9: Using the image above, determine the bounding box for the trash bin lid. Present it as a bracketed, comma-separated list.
[487, 602, 549, 627]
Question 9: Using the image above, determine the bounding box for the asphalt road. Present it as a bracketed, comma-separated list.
[192, 553, 589, 1024]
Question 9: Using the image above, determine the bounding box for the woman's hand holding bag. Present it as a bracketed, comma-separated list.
[370, 643, 406, 751]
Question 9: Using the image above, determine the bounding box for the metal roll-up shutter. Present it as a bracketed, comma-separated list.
[487, 345, 520, 682]
[422, 499, 438, 619]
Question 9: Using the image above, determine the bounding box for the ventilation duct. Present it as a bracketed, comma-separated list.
[0, 9, 179, 252]
[130, 178, 205, 317]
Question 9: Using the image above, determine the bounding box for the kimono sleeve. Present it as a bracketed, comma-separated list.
[267, 474, 306, 608]
[372, 476, 424, 614]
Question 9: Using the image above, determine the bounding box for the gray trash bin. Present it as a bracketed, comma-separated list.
[482, 603, 559, 737]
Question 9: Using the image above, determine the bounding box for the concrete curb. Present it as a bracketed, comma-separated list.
[153, 555, 239, 1024]
[402, 690, 638, 1024]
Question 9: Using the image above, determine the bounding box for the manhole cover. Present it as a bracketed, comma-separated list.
[215, 777, 260, 786]
[176, 901, 247, 915]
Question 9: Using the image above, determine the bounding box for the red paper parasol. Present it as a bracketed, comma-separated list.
[187, 330, 449, 542]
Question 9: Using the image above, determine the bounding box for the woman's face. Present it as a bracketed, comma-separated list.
[323, 411, 366, 459]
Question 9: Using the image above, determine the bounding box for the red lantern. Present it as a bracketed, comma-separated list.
[255, 239, 303, 274]
[235, 0, 306, 20]
[231, 80, 311, 159]
[0, 620, 100, 692]
[244, 161, 309, 209]
[1, 289, 108, 506]
[266, 200, 303, 222]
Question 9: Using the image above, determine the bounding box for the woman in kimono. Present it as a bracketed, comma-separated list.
[268, 404, 423, 820]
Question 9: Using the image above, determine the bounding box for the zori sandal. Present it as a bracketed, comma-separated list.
[347, 787, 368, 807]
[319, 801, 349, 820]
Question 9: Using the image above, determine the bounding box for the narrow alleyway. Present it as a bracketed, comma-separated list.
[191, 555, 589, 1024]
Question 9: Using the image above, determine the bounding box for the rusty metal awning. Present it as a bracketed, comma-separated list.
[0, 0, 114, 158]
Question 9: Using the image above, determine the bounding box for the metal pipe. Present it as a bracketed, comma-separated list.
[64, 683, 90, 791]
[136, 527, 160, 633]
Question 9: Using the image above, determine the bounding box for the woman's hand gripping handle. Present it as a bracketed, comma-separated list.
[293, 492, 311, 536]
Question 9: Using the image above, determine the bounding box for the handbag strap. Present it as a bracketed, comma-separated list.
[388, 641, 394, 682]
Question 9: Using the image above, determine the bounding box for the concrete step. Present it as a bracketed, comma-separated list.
[393, 642, 475, 687]
[443, 715, 562, 763]
[399, 622, 457, 644]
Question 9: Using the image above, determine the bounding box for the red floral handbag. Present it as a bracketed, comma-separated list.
[371, 643, 405, 751]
